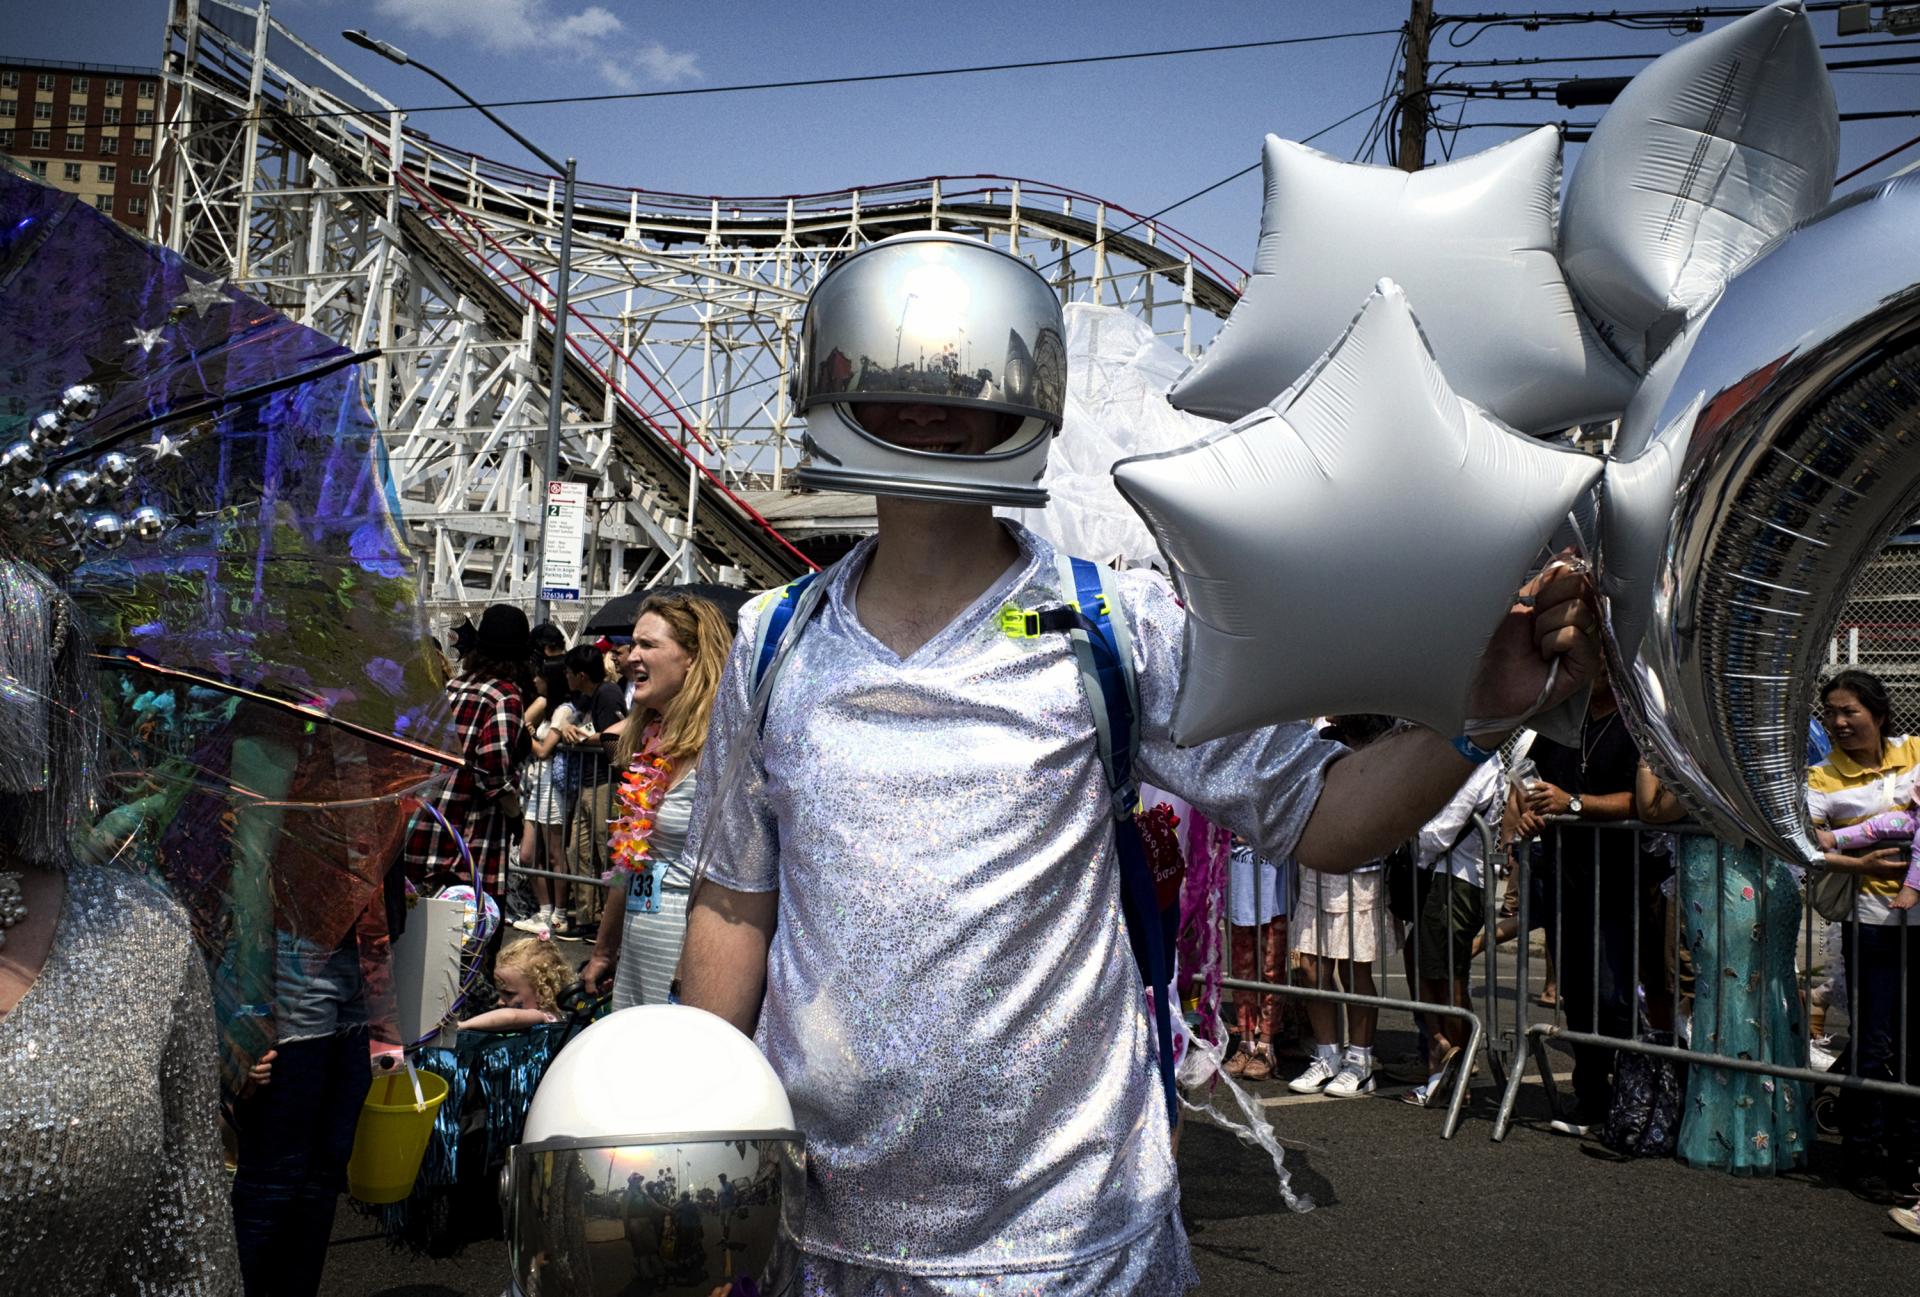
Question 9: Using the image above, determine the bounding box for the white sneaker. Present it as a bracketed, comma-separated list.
[1324, 1056, 1376, 1097]
[511, 907, 553, 937]
[1288, 1054, 1340, 1094]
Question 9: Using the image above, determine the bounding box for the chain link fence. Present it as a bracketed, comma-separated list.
[1828, 541, 1920, 733]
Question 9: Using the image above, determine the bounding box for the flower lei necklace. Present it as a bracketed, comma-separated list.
[607, 731, 675, 879]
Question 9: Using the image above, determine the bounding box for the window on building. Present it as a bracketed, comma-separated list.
[0, 131, 11, 150]
[30, 130, 49, 150]
[128, 195, 145, 216]
[36, 74, 54, 92]
[132, 137, 151, 157]
[105, 78, 123, 98]
[71, 77, 88, 94]
[135, 109, 153, 125]
[67, 104, 85, 124]
[131, 166, 147, 184]
[0, 72, 18, 90]
[96, 164, 114, 183]
[0, 99, 15, 118]
[33, 102, 50, 121]
[138, 81, 155, 99]
[93, 194, 111, 213]
[62, 162, 81, 182]
[65, 133, 83, 151]
[27, 160, 45, 178]
[99, 136, 117, 155]
[103, 107, 119, 125]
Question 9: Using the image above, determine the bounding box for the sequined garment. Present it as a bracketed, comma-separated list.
[693, 524, 1339, 1286]
[0, 864, 241, 1295]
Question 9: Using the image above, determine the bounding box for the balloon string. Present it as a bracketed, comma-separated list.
[1461, 552, 1591, 739]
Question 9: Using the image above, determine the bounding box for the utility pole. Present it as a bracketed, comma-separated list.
[1398, 0, 1434, 173]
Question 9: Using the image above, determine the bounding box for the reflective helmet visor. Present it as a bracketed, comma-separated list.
[507, 1133, 804, 1296]
[797, 234, 1065, 460]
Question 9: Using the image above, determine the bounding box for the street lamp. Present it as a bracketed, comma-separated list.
[343, 29, 579, 628]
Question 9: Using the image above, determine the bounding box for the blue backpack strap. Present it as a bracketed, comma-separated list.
[1052, 556, 1177, 1128]
[749, 571, 829, 735]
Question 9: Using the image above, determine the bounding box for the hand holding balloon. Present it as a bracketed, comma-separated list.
[1463, 556, 1599, 745]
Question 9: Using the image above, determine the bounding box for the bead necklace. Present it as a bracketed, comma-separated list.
[0, 872, 25, 952]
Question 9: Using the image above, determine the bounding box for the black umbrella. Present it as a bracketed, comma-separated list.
[582, 582, 757, 637]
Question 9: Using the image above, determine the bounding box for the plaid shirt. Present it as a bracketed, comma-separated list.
[404, 673, 524, 896]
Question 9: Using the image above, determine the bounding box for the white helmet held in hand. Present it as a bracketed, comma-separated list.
[793, 232, 1067, 508]
[505, 1005, 804, 1296]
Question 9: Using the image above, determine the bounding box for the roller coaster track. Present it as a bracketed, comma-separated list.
[154, 0, 1239, 610]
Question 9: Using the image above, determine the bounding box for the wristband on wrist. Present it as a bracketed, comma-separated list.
[1450, 733, 1499, 764]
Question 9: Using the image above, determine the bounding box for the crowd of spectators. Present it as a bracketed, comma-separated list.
[395, 596, 1920, 1235]
[1212, 669, 1920, 1220]
[403, 591, 734, 997]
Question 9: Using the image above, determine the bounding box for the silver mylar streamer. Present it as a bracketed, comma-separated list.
[1600, 175, 1920, 864]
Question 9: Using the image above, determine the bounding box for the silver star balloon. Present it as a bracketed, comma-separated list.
[1166, 127, 1638, 435]
[1560, 1, 1836, 371]
[1116, 280, 1603, 745]
[174, 276, 232, 319]
[125, 325, 166, 354]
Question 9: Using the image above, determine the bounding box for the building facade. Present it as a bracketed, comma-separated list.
[0, 57, 161, 229]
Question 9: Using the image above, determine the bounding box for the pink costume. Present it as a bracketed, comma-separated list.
[1828, 808, 1920, 891]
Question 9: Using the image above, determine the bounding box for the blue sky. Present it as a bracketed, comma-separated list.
[5, 1, 1917, 267]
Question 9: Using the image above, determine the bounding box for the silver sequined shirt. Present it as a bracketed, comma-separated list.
[0, 864, 242, 1295]
[693, 524, 1339, 1277]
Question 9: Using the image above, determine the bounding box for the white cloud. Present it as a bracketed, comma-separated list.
[369, 0, 700, 90]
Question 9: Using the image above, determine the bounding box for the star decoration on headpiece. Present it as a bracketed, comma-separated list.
[146, 433, 187, 462]
[1166, 126, 1638, 435]
[174, 276, 232, 319]
[126, 325, 166, 355]
[1115, 280, 1603, 744]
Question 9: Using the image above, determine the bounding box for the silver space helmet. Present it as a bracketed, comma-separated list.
[504, 1006, 805, 1296]
[792, 232, 1067, 507]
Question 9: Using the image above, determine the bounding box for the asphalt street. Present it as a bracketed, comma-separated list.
[319, 1034, 1920, 1297]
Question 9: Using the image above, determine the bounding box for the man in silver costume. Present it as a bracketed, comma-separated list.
[683, 234, 1593, 1295]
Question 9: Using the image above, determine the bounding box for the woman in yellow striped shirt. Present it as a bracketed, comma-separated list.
[1806, 669, 1920, 1187]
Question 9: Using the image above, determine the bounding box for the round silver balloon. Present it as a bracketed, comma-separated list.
[1599, 175, 1920, 865]
[0, 440, 42, 482]
[128, 506, 167, 543]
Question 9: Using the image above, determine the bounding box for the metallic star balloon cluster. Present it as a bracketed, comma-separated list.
[1116, 3, 1907, 860]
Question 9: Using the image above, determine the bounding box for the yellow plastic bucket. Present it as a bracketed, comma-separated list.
[346, 1067, 449, 1205]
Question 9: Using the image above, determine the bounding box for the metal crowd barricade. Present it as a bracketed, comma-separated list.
[507, 729, 622, 907]
[1218, 813, 1507, 1140]
[1491, 816, 1920, 1145]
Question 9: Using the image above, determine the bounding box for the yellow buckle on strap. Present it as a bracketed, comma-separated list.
[998, 605, 1043, 639]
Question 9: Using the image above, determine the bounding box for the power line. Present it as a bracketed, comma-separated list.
[1838, 126, 1920, 180]
[29, 28, 1402, 142]
[1034, 92, 1399, 279]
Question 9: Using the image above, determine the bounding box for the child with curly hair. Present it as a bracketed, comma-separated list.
[459, 938, 573, 1032]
